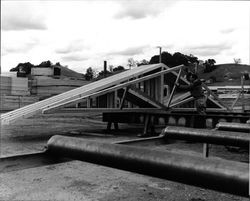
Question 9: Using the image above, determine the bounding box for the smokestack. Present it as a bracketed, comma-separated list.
[104, 61, 107, 77]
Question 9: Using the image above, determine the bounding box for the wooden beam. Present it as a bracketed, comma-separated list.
[231, 92, 241, 109]
[170, 97, 194, 108]
[160, 67, 164, 103]
[166, 67, 182, 107]
[119, 87, 130, 110]
[240, 76, 245, 111]
[128, 87, 167, 109]
[201, 83, 231, 111]
[170, 92, 191, 105]
[203, 143, 209, 158]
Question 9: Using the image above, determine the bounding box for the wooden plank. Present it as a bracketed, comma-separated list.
[128, 88, 167, 109]
[155, 76, 160, 102]
[33, 77, 89, 87]
[240, 76, 245, 111]
[119, 87, 129, 110]
[201, 83, 230, 110]
[31, 68, 53, 76]
[0, 76, 13, 95]
[160, 68, 164, 103]
[170, 97, 194, 108]
[166, 68, 182, 107]
[169, 92, 191, 105]
[0, 95, 39, 110]
[114, 90, 118, 108]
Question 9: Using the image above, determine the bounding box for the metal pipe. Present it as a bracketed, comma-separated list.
[216, 122, 250, 133]
[47, 135, 249, 196]
[162, 126, 249, 147]
[115, 135, 164, 146]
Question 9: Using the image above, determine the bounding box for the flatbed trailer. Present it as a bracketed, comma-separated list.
[102, 109, 250, 135]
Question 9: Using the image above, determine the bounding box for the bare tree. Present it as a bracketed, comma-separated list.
[127, 58, 137, 69]
[109, 65, 114, 72]
[233, 58, 241, 64]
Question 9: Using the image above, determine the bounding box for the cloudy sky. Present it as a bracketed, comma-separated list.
[1, 0, 250, 73]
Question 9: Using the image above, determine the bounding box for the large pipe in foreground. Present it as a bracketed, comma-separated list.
[162, 126, 250, 147]
[216, 122, 250, 133]
[47, 135, 249, 196]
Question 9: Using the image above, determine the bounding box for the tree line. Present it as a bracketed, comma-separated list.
[10, 51, 217, 80]
[10, 60, 61, 75]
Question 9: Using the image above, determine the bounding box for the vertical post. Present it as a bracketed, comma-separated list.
[166, 85, 170, 98]
[160, 71, 164, 103]
[159, 47, 162, 63]
[241, 75, 245, 112]
[157, 46, 163, 103]
[87, 97, 91, 108]
[203, 143, 209, 158]
[114, 90, 118, 108]
[143, 114, 151, 136]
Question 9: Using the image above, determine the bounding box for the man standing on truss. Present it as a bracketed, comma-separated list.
[176, 73, 207, 115]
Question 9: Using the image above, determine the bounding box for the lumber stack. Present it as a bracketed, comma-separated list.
[219, 94, 250, 109]
[0, 95, 39, 111]
[31, 77, 90, 98]
[11, 77, 29, 96]
[0, 76, 29, 96]
[31, 68, 53, 76]
[0, 76, 12, 95]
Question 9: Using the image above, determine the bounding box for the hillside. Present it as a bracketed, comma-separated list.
[199, 63, 250, 86]
[57, 65, 84, 79]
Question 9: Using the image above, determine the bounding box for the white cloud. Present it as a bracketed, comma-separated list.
[55, 40, 89, 54]
[1, 0, 249, 73]
[61, 54, 89, 62]
[1, 1, 47, 31]
[220, 28, 236, 34]
[2, 32, 40, 55]
[114, 0, 176, 19]
[109, 45, 149, 56]
[184, 42, 233, 57]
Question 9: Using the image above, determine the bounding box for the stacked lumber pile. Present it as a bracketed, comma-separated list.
[11, 77, 30, 96]
[219, 94, 250, 110]
[0, 95, 39, 111]
[0, 75, 35, 110]
[31, 77, 90, 98]
[31, 68, 54, 76]
[0, 76, 29, 96]
[0, 76, 12, 95]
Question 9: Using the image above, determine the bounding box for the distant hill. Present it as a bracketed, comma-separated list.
[56, 65, 84, 79]
[198, 63, 250, 86]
